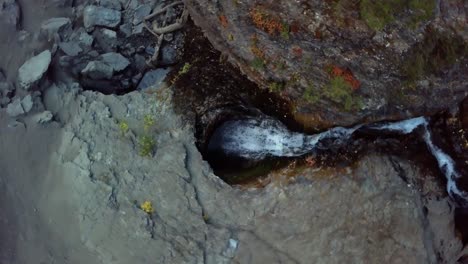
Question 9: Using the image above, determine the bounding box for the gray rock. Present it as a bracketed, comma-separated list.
[132, 4, 151, 25]
[119, 23, 132, 37]
[133, 54, 146, 71]
[100, 52, 130, 72]
[83, 5, 121, 30]
[81, 61, 114, 80]
[59, 42, 83, 56]
[132, 23, 145, 35]
[40, 17, 71, 40]
[18, 50, 52, 90]
[97, 0, 121, 10]
[0, 0, 20, 27]
[6, 98, 24, 117]
[94, 28, 118, 52]
[137, 68, 170, 90]
[21, 94, 33, 113]
[33, 111, 53, 124]
[160, 45, 178, 65]
[132, 73, 142, 85]
[70, 28, 94, 48]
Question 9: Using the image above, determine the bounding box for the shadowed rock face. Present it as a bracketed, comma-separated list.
[186, 0, 468, 129]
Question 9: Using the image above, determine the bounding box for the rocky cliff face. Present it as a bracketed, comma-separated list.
[186, 0, 467, 129]
[1, 83, 462, 263]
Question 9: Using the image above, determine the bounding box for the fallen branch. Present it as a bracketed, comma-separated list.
[144, 1, 184, 21]
[143, 1, 188, 66]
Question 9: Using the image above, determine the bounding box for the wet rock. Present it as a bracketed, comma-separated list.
[132, 4, 152, 26]
[0, 0, 20, 28]
[81, 61, 113, 80]
[97, 0, 121, 10]
[6, 98, 24, 117]
[83, 5, 121, 30]
[94, 28, 118, 52]
[137, 68, 170, 90]
[59, 42, 83, 56]
[100, 52, 130, 72]
[33, 111, 53, 124]
[18, 50, 52, 90]
[40, 17, 71, 41]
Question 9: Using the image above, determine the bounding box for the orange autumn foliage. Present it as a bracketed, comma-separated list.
[219, 15, 228, 28]
[329, 65, 361, 90]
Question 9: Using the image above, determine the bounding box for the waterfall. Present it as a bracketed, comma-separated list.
[208, 116, 467, 206]
[207, 118, 359, 160]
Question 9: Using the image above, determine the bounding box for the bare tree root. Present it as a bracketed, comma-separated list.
[144, 1, 187, 66]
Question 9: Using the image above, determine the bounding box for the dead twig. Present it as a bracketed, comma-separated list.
[151, 5, 188, 34]
[144, 1, 184, 21]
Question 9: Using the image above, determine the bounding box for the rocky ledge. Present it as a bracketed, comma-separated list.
[187, 0, 468, 129]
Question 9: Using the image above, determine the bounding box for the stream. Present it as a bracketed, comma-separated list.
[207, 116, 468, 207]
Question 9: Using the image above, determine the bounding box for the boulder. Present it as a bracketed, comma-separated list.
[40, 17, 71, 41]
[132, 4, 152, 26]
[83, 5, 121, 30]
[93, 28, 118, 52]
[100, 52, 130, 72]
[81, 61, 114, 80]
[186, 0, 468, 129]
[33, 110, 53, 124]
[137, 68, 170, 90]
[6, 98, 24, 117]
[97, 0, 121, 10]
[17, 50, 52, 90]
[59, 42, 83, 56]
[21, 94, 33, 113]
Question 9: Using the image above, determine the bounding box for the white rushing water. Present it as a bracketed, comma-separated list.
[208, 116, 467, 205]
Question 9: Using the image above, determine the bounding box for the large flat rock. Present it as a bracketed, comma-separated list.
[17, 50, 51, 90]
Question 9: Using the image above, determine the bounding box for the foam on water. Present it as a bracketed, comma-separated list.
[208, 116, 467, 205]
[369, 116, 427, 134]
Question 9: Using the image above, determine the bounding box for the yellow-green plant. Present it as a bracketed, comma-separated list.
[140, 200, 154, 214]
[172, 62, 193, 83]
[268, 82, 284, 93]
[143, 114, 155, 132]
[139, 135, 155, 157]
[118, 120, 129, 135]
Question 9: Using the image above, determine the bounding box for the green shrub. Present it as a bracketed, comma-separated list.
[303, 83, 320, 104]
[324, 76, 363, 111]
[268, 82, 284, 93]
[139, 135, 155, 157]
[143, 115, 155, 132]
[251, 57, 265, 70]
[118, 120, 129, 135]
